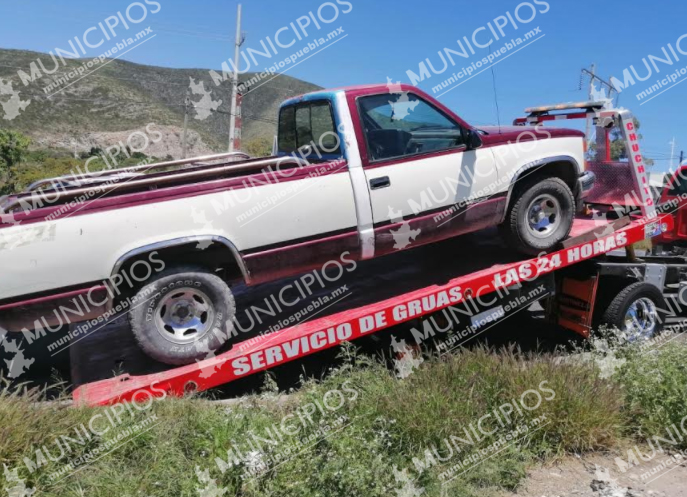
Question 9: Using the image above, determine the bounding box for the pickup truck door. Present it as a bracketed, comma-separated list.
[355, 92, 500, 256]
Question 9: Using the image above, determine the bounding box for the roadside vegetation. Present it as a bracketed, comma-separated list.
[0, 129, 277, 196]
[0, 128, 166, 195]
[615, 341, 687, 449]
[242, 136, 274, 158]
[1, 338, 686, 497]
[0, 130, 166, 198]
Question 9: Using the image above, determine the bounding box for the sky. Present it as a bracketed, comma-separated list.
[1, 0, 686, 171]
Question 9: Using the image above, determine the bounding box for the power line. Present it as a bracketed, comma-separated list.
[3, 7, 235, 43]
[0, 67, 202, 88]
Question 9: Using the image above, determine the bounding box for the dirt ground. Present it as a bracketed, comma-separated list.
[501, 451, 687, 497]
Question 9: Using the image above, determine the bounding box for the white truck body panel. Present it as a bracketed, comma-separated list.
[0, 172, 358, 300]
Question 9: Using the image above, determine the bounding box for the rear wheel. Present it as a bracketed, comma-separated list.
[600, 281, 665, 341]
[500, 176, 575, 255]
[129, 267, 236, 365]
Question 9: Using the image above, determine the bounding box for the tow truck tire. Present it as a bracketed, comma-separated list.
[600, 281, 665, 340]
[500, 176, 575, 256]
[129, 267, 235, 365]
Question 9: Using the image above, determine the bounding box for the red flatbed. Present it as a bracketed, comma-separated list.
[73, 213, 672, 405]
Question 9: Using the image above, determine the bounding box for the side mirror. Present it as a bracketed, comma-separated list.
[467, 129, 482, 150]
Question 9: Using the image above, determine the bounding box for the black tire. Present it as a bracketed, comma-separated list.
[500, 176, 575, 256]
[129, 267, 236, 365]
[600, 281, 665, 340]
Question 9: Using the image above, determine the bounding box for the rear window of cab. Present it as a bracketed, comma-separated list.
[278, 100, 341, 157]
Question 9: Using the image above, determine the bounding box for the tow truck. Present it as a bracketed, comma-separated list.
[8, 99, 687, 406]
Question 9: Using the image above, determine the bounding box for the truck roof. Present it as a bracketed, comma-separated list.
[280, 82, 416, 107]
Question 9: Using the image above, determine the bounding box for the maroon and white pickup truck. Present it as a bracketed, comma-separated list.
[0, 83, 594, 364]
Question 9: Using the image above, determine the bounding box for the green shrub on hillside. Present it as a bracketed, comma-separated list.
[0, 129, 31, 193]
[4, 145, 161, 194]
[243, 136, 273, 158]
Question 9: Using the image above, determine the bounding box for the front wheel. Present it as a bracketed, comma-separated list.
[500, 176, 574, 256]
[129, 267, 236, 365]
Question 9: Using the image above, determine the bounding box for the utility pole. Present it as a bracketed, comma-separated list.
[182, 86, 191, 159]
[581, 65, 621, 159]
[680, 150, 684, 166]
[669, 137, 677, 169]
[228, 4, 245, 152]
[584, 63, 596, 151]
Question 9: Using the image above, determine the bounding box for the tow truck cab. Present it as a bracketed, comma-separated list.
[657, 164, 687, 245]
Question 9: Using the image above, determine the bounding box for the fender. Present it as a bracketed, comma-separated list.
[110, 235, 252, 283]
[500, 155, 581, 223]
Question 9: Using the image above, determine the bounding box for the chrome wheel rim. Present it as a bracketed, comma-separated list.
[526, 194, 561, 238]
[154, 287, 215, 344]
[624, 297, 657, 340]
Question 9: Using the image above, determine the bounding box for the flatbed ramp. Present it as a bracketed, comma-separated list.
[72, 214, 671, 405]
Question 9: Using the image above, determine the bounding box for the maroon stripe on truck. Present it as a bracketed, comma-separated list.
[241, 226, 358, 255]
[242, 228, 361, 285]
[0, 284, 110, 332]
[0, 283, 107, 310]
[373, 194, 507, 257]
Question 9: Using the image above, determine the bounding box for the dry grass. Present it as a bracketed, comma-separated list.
[0, 343, 681, 496]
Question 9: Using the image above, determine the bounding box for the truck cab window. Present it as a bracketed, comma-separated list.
[278, 101, 341, 158]
[358, 93, 465, 161]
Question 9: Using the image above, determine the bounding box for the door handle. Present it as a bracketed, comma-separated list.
[369, 176, 391, 190]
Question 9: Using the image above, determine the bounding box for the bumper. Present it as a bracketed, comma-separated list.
[577, 170, 596, 198]
[574, 170, 596, 211]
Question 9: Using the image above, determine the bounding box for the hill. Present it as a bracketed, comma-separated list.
[0, 47, 321, 158]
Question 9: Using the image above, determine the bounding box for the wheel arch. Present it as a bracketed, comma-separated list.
[501, 155, 581, 222]
[592, 275, 642, 326]
[110, 235, 251, 294]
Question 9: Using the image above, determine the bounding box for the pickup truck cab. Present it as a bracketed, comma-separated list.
[0, 83, 593, 364]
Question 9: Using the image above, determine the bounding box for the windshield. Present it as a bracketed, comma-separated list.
[359, 93, 461, 132]
[358, 93, 466, 161]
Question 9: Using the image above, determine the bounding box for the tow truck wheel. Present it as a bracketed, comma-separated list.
[600, 282, 665, 341]
[128, 267, 236, 365]
[500, 176, 574, 255]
